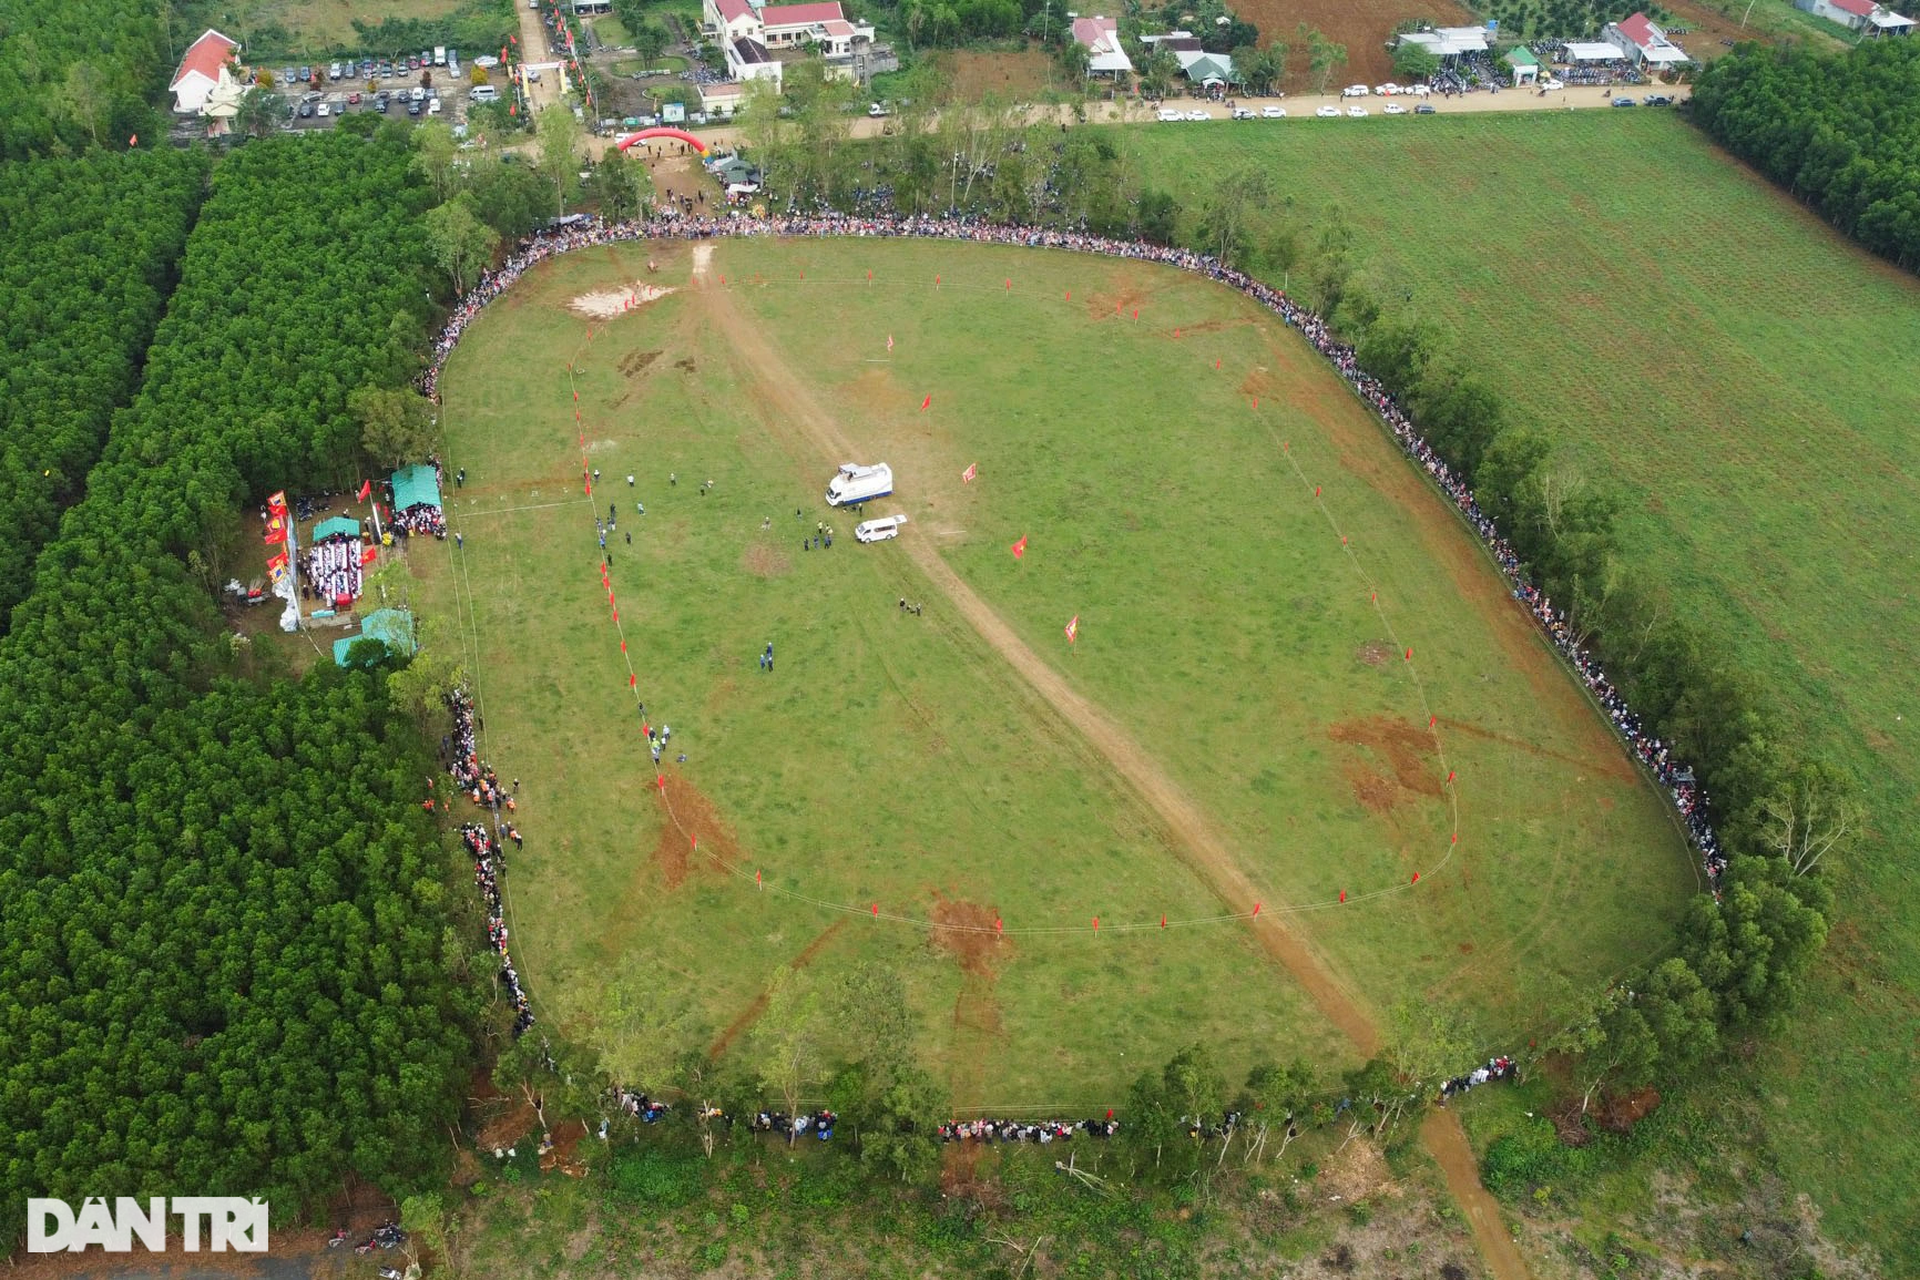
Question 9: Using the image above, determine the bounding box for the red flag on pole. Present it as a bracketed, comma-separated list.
[920, 394, 932, 411]
[360, 544, 378, 566]
[128, 134, 138, 146]
[263, 516, 287, 545]
[357, 479, 372, 501]
[1010, 535, 1027, 559]
[1064, 615, 1079, 643]
[886, 334, 893, 351]
[267, 491, 288, 515]
[961, 463, 977, 484]
[1412, 871, 1420, 883]
[1339, 889, 1346, 902]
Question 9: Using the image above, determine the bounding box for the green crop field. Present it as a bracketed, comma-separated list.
[1120, 108, 1920, 1265]
[415, 234, 1690, 1115]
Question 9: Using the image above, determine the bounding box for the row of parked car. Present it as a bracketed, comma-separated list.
[291, 86, 444, 121]
[1340, 82, 1434, 98]
[276, 50, 459, 88]
[1160, 102, 1438, 121]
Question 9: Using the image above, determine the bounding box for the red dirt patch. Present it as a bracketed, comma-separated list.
[1342, 759, 1401, 814]
[541, 1119, 592, 1176]
[929, 895, 1009, 977]
[742, 543, 791, 577]
[1436, 714, 1636, 783]
[1329, 715, 1442, 799]
[706, 918, 849, 1059]
[939, 48, 1054, 100]
[1246, 0, 1474, 88]
[652, 772, 744, 889]
[1355, 640, 1395, 667]
[1597, 1087, 1661, 1133]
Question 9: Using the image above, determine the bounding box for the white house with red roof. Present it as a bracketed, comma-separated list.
[703, 0, 874, 85]
[1070, 15, 1133, 76]
[170, 28, 240, 114]
[1603, 12, 1690, 66]
[1794, 0, 1915, 34]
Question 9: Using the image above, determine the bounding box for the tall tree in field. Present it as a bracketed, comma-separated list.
[1196, 163, 1271, 268]
[536, 105, 583, 216]
[425, 193, 500, 295]
[755, 967, 820, 1143]
[413, 120, 460, 201]
[351, 385, 439, 469]
[58, 61, 113, 146]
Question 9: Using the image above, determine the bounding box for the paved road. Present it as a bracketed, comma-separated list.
[515, 0, 565, 114]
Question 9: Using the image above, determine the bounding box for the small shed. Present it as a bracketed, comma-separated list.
[1504, 46, 1540, 84]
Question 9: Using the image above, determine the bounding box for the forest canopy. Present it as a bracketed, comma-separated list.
[1691, 38, 1920, 272]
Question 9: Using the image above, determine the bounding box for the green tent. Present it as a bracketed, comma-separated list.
[313, 516, 361, 540]
[391, 464, 442, 512]
[333, 608, 416, 666]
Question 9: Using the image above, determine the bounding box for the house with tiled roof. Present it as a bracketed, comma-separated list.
[702, 0, 875, 85]
[1604, 12, 1690, 66]
[1794, 0, 1915, 35]
[170, 29, 240, 114]
[1070, 16, 1133, 76]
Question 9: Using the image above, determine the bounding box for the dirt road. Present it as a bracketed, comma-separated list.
[514, 0, 564, 114]
[691, 264, 1530, 1280]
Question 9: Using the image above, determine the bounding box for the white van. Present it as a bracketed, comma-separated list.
[434, 47, 447, 66]
[854, 514, 908, 543]
[470, 84, 499, 103]
[825, 462, 892, 507]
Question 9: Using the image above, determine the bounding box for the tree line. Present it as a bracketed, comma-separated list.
[0, 0, 170, 159]
[0, 147, 207, 633]
[1690, 38, 1920, 273]
[0, 128, 478, 1240]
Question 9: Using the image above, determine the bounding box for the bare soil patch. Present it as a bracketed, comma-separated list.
[619, 348, 662, 377]
[568, 283, 675, 320]
[940, 48, 1055, 100]
[929, 895, 1008, 977]
[1437, 714, 1636, 783]
[1328, 715, 1442, 799]
[1355, 640, 1395, 667]
[742, 543, 791, 578]
[1243, 0, 1473, 88]
[653, 772, 745, 889]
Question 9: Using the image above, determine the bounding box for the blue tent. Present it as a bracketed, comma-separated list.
[333, 608, 416, 666]
[391, 464, 442, 512]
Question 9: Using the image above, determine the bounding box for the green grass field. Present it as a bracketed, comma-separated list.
[418, 235, 1690, 1113]
[1121, 107, 1920, 1266]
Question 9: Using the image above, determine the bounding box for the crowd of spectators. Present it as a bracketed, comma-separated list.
[1439, 1055, 1517, 1100]
[448, 689, 534, 1034]
[939, 1115, 1122, 1144]
[392, 502, 447, 539]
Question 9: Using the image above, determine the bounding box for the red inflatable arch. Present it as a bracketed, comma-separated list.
[615, 127, 709, 156]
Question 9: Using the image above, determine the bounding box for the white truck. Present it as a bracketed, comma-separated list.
[825, 462, 892, 507]
[434, 46, 447, 66]
[854, 514, 908, 543]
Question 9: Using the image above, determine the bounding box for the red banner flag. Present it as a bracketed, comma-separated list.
[961, 463, 977, 484]
[920, 394, 932, 411]
[263, 516, 287, 545]
[1064, 614, 1079, 643]
[357, 479, 372, 501]
[128, 134, 138, 146]
[361, 544, 378, 566]
[267, 490, 288, 514]
[266, 551, 289, 573]
[1010, 535, 1026, 559]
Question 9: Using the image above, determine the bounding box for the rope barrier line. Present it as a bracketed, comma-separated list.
[551, 273, 1466, 939]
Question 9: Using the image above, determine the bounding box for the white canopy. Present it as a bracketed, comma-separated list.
[1563, 41, 1620, 61]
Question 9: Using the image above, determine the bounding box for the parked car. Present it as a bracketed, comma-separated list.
[867, 102, 889, 116]
[316, 102, 331, 117]
[1231, 106, 1255, 119]
[407, 99, 421, 115]
[1375, 82, 1401, 95]
[1612, 96, 1637, 107]
[1414, 103, 1436, 114]
[328, 62, 342, 80]
[347, 91, 361, 104]
[1157, 108, 1183, 122]
[1186, 108, 1209, 121]
[1316, 104, 1340, 117]
[1341, 84, 1369, 97]
[1383, 102, 1406, 115]
[427, 97, 442, 114]
[1261, 104, 1286, 117]
[300, 65, 313, 82]
[1644, 94, 1672, 105]
[299, 101, 314, 117]
[1346, 105, 1368, 117]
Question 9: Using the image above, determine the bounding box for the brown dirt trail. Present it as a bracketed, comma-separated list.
[692, 269, 1530, 1280]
